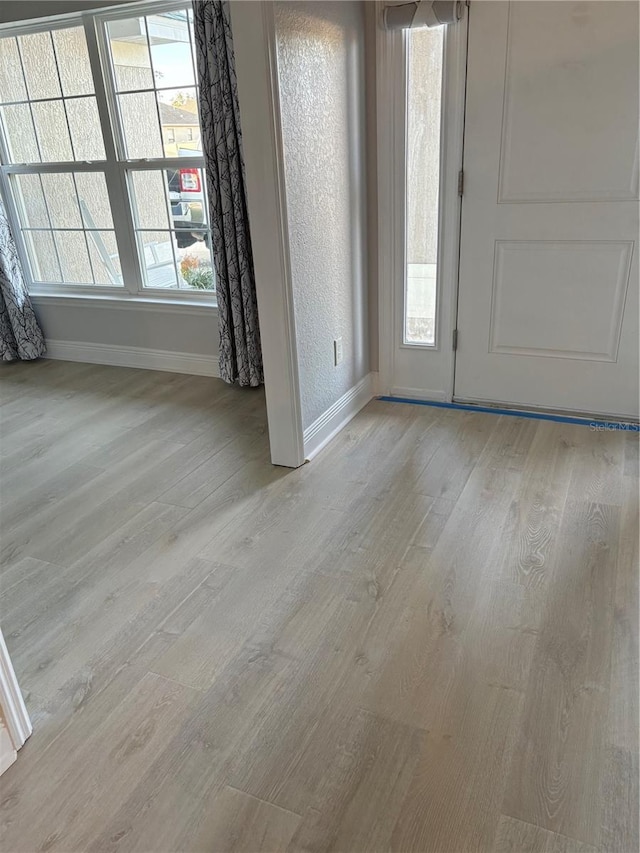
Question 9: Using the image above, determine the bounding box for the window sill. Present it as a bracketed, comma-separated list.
[29, 291, 218, 316]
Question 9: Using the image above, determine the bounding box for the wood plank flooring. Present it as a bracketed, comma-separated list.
[0, 360, 637, 853]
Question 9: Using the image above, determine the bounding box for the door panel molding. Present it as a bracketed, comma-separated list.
[488, 239, 634, 362]
[497, 0, 640, 205]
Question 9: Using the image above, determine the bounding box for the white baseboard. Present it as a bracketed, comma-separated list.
[44, 340, 219, 378]
[303, 372, 377, 461]
[0, 724, 17, 776]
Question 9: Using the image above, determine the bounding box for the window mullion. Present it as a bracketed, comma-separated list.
[48, 30, 78, 163]
[0, 168, 39, 289]
[142, 15, 167, 163]
[37, 173, 64, 282]
[83, 15, 140, 296]
[13, 37, 44, 166]
[72, 172, 98, 285]
[185, 5, 199, 93]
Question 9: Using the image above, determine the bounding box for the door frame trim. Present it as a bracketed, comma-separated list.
[375, 4, 405, 398]
[0, 629, 32, 752]
[230, 1, 305, 468]
[376, 0, 468, 400]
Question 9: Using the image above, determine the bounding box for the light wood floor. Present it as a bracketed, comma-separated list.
[0, 360, 637, 853]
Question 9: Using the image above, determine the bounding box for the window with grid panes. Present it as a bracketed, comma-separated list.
[0, 2, 215, 297]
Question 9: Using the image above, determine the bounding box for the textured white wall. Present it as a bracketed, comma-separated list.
[274, 1, 369, 429]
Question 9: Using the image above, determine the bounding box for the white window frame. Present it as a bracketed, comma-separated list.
[0, 0, 216, 307]
[376, 0, 467, 400]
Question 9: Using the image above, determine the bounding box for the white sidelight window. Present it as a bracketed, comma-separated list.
[0, 2, 215, 300]
[404, 25, 444, 347]
[376, 3, 467, 401]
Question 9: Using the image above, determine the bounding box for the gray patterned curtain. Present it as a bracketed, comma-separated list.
[0, 198, 45, 362]
[193, 0, 263, 387]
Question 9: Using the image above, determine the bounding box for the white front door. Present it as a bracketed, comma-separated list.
[455, 1, 639, 419]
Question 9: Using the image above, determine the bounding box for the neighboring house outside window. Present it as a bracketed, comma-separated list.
[159, 103, 201, 153]
[0, 3, 216, 299]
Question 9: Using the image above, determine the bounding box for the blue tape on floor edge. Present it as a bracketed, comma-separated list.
[377, 396, 640, 432]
